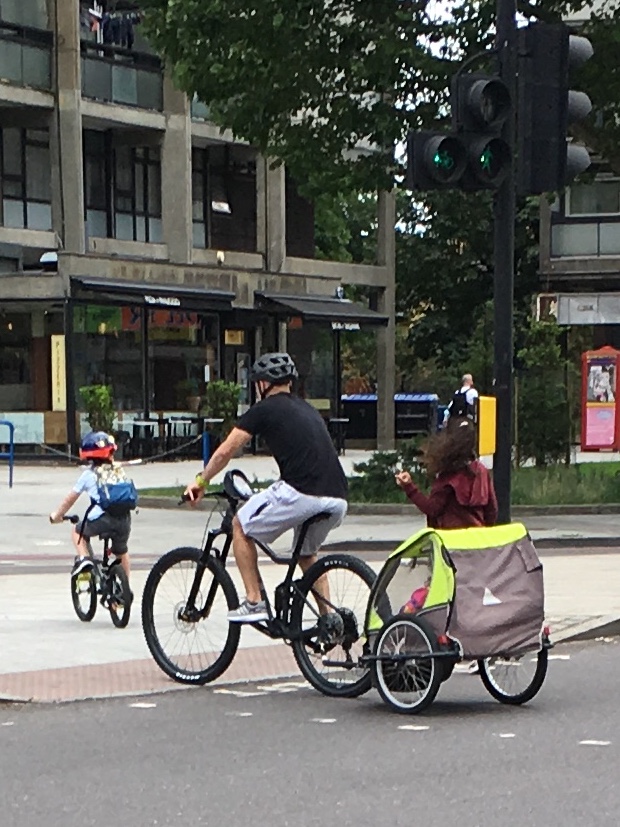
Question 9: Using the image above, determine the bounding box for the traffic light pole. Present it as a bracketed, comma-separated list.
[493, 0, 517, 523]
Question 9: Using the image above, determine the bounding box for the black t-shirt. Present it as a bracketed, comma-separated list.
[237, 393, 348, 500]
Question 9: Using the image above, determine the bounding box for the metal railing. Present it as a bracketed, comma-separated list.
[80, 40, 163, 110]
[0, 22, 52, 90]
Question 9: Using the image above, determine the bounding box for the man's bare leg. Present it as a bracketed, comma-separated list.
[298, 555, 331, 615]
[232, 516, 263, 603]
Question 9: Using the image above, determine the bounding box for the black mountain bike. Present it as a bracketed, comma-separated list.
[65, 515, 132, 628]
[141, 470, 376, 698]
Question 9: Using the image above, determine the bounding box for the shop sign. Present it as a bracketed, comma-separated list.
[331, 321, 360, 331]
[51, 334, 66, 412]
[225, 329, 245, 346]
[145, 294, 181, 307]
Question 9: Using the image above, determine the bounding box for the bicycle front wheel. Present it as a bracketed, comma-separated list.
[291, 554, 375, 698]
[141, 547, 241, 685]
[70, 569, 97, 622]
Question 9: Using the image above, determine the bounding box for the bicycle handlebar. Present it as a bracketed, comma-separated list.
[178, 490, 227, 506]
[63, 515, 80, 524]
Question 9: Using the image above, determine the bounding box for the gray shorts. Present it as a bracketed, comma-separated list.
[236, 480, 347, 557]
[81, 513, 131, 555]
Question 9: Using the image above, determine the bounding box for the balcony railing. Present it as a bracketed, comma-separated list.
[551, 218, 620, 258]
[80, 41, 163, 111]
[0, 22, 51, 91]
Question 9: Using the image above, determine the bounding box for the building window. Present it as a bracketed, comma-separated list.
[567, 179, 620, 217]
[0, 127, 51, 231]
[83, 130, 162, 243]
[191, 145, 257, 253]
[114, 145, 162, 242]
[0, 312, 32, 411]
[192, 147, 208, 248]
[0, 0, 47, 29]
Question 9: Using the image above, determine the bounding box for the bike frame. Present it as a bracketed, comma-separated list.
[184, 495, 335, 645]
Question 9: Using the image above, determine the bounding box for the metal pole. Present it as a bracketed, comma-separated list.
[493, 0, 517, 523]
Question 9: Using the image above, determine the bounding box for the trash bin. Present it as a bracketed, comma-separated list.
[341, 394, 439, 441]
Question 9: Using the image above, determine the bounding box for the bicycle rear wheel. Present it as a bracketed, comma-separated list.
[141, 547, 241, 685]
[107, 564, 132, 628]
[70, 568, 97, 622]
[291, 553, 375, 698]
[479, 648, 548, 705]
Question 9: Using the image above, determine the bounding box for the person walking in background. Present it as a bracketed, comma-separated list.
[444, 373, 479, 424]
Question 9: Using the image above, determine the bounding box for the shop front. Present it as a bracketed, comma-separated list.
[254, 291, 388, 442]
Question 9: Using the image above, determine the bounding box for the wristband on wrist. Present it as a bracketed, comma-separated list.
[195, 473, 209, 491]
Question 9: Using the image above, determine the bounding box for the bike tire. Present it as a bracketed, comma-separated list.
[372, 613, 442, 714]
[70, 569, 97, 622]
[107, 564, 132, 628]
[478, 647, 548, 705]
[291, 553, 376, 698]
[141, 547, 241, 685]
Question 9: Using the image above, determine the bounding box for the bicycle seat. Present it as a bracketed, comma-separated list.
[302, 511, 332, 528]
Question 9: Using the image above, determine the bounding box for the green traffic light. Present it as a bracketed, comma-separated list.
[480, 147, 494, 173]
[433, 150, 455, 171]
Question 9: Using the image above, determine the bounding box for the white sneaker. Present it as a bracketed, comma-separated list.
[227, 599, 269, 623]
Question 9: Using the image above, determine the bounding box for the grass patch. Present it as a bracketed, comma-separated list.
[139, 462, 620, 506]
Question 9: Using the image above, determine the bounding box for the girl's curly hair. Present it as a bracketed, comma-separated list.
[420, 417, 477, 479]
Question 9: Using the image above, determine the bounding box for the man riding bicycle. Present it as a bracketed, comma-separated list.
[184, 352, 348, 622]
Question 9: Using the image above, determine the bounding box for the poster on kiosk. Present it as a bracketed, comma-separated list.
[581, 346, 620, 451]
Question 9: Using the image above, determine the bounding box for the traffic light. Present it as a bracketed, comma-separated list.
[405, 131, 466, 190]
[451, 73, 512, 190]
[517, 23, 593, 196]
[406, 73, 512, 192]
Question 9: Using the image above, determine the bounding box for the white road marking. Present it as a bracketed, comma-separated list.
[398, 725, 430, 731]
[548, 655, 570, 661]
[499, 733, 516, 739]
[225, 712, 253, 718]
[213, 689, 263, 697]
[129, 702, 157, 709]
[311, 718, 337, 724]
[579, 740, 610, 746]
[34, 541, 63, 547]
[1, 721, 15, 726]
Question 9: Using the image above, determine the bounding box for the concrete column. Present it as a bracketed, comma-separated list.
[277, 320, 287, 352]
[376, 189, 396, 450]
[264, 160, 286, 272]
[51, 0, 85, 254]
[162, 73, 192, 263]
[256, 156, 267, 259]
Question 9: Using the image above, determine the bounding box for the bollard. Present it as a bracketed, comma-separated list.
[0, 420, 15, 488]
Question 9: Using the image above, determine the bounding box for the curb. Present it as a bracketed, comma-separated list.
[138, 496, 620, 517]
[552, 615, 620, 644]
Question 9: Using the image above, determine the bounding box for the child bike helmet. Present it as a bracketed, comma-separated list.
[79, 431, 117, 460]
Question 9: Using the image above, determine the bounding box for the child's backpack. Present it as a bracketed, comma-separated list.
[94, 462, 139, 517]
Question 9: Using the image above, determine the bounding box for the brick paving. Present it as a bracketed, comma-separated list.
[0, 642, 298, 704]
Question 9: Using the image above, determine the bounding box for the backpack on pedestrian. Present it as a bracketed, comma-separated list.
[93, 462, 139, 517]
[449, 389, 474, 420]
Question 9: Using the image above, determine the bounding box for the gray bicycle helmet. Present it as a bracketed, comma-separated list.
[250, 352, 298, 384]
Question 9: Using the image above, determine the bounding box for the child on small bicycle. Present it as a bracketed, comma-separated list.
[49, 431, 135, 590]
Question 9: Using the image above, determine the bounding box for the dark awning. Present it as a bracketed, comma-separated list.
[71, 276, 235, 312]
[255, 291, 388, 328]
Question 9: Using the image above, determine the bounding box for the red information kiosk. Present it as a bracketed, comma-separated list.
[581, 346, 620, 451]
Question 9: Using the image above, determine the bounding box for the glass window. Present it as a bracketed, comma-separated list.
[25, 143, 51, 201]
[1, 127, 51, 230]
[0, 0, 47, 28]
[2, 129, 22, 177]
[73, 304, 144, 412]
[568, 180, 620, 216]
[0, 311, 32, 411]
[149, 312, 220, 410]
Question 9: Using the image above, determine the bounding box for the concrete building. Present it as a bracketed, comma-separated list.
[0, 0, 396, 454]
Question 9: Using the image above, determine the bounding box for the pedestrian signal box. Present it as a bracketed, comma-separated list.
[475, 396, 497, 457]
